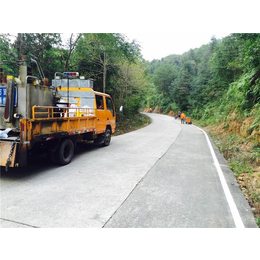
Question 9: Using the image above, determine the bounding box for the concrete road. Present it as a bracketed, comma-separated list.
[0, 113, 257, 228]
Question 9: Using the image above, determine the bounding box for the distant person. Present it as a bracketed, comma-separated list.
[149, 108, 152, 113]
[178, 111, 181, 119]
[181, 112, 186, 124]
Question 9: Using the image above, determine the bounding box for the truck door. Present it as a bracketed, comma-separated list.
[95, 94, 106, 134]
[105, 96, 116, 133]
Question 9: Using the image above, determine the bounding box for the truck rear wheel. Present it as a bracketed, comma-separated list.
[56, 138, 74, 165]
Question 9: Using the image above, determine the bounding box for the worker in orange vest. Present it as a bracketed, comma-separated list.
[149, 108, 152, 113]
[181, 112, 186, 124]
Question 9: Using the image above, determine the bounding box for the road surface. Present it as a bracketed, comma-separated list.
[0, 113, 257, 228]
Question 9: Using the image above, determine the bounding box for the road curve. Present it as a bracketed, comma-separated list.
[0, 113, 257, 228]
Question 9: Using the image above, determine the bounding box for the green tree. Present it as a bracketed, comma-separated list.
[153, 63, 177, 94]
[75, 33, 140, 93]
[13, 33, 62, 80]
[64, 33, 82, 71]
[114, 60, 149, 116]
[170, 60, 196, 111]
[189, 44, 212, 109]
[0, 34, 17, 75]
[235, 33, 260, 71]
[209, 34, 243, 92]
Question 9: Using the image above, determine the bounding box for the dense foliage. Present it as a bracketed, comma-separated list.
[147, 34, 260, 130]
[1, 33, 260, 128]
[0, 33, 149, 118]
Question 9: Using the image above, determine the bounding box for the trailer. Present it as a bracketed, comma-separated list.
[0, 58, 115, 170]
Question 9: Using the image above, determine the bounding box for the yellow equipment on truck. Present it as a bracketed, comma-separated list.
[0, 58, 115, 170]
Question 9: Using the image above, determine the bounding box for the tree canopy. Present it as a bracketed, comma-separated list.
[147, 33, 260, 124]
[0, 33, 147, 118]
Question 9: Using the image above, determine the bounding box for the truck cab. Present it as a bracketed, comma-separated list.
[95, 92, 116, 135]
[52, 76, 116, 141]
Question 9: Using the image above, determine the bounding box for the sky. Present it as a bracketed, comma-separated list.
[60, 33, 230, 62]
[124, 33, 231, 61]
[2, 0, 252, 63]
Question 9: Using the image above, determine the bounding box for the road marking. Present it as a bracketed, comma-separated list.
[0, 218, 39, 228]
[194, 126, 245, 228]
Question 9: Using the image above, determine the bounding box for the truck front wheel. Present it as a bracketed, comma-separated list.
[102, 129, 111, 147]
[56, 138, 74, 165]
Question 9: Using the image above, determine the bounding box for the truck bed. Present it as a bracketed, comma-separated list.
[28, 106, 97, 142]
[0, 106, 97, 168]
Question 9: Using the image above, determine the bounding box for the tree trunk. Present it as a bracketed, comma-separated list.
[103, 53, 107, 93]
[64, 49, 72, 72]
[64, 33, 82, 72]
[124, 67, 129, 109]
[17, 33, 24, 60]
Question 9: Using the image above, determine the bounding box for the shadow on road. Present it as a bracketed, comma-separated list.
[0, 142, 100, 179]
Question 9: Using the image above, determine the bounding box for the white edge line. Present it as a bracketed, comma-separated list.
[194, 125, 245, 228]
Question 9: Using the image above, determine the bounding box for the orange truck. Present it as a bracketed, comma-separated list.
[0, 59, 116, 170]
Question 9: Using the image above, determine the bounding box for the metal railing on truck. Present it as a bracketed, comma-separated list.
[27, 106, 97, 138]
[32, 105, 95, 119]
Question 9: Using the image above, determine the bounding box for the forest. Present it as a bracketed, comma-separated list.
[0, 33, 150, 118]
[148, 34, 260, 121]
[1, 33, 260, 149]
[1, 33, 259, 225]
[1, 33, 259, 125]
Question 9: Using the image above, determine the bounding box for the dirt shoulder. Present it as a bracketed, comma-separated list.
[201, 123, 260, 227]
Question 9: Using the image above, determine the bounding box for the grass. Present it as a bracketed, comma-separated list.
[256, 217, 260, 227]
[114, 113, 151, 136]
[229, 161, 253, 177]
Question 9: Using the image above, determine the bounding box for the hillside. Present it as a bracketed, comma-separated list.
[146, 33, 260, 226]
